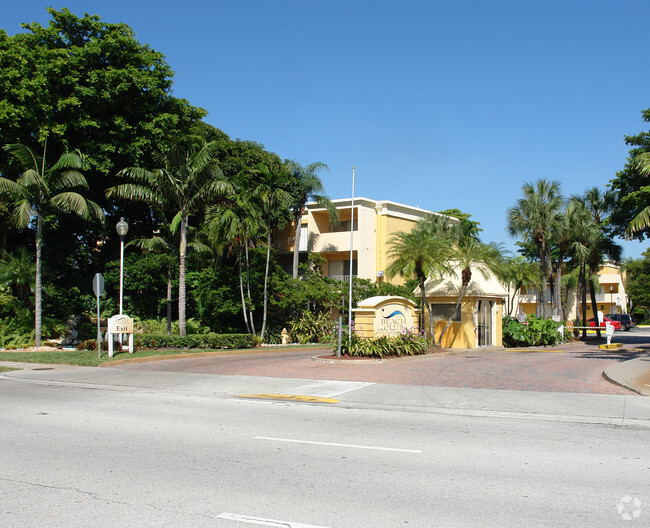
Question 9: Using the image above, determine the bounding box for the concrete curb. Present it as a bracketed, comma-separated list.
[603, 358, 650, 396]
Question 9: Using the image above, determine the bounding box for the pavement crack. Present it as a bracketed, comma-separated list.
[0, 477, 218, 520]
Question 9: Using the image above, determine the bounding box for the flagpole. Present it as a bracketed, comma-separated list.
[348, 166, 355, 339]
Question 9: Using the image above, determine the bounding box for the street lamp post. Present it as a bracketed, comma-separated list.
[116, 217, 129, 316]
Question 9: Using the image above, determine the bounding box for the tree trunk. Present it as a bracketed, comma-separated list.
[238, 254, 251, 333]
[178, 215, 188, 337]
[588, 266, 602, 339]
[245, 239, 256, 335]
[537, 244, 548, 318]
[166, 264, 172, 335]
[292, 216, 302, 279]
[555, 252, 563, 319]
[417, 274, 433, 348]
[34, 217, 43, 347]
[579, 260, 587, 339]
[260, 221, 271, 340]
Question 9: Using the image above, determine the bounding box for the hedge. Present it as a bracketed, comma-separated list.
[133, 333, 255, 350]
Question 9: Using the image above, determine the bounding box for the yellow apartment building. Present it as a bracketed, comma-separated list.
[274, 197, 441, 283]
[275, 197, 507, 348]
[514, 260, 629, 320]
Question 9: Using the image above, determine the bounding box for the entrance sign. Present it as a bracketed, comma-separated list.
[353, 296, 418, 338]
[107, 314, 134, 357]
[108, 315, 134, 334]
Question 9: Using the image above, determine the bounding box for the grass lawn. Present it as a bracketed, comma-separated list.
[0, 344, 326, 367]
[0, 366, 20, 373]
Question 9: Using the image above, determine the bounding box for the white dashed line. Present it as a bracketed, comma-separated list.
[255, 436, 422, 453]
[217, 512, 331, 527]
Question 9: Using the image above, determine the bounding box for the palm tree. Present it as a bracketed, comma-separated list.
[107, 139, 231, 336]
[252, 163, 293, 340]
[499, 256, 541, 317]
[507, 179, 564, 318]
[386, 214, 454, 341]
[204, 186, 263, 335]
[578, 188, 621, 338]
[437, 237, 504, 346]
[627, 152, 650, 235]
[285, 160, 338, 278]
[0, 143, 104, 345]
[127, 206, 210, 335]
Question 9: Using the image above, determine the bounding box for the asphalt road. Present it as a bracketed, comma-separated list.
[1, 372, 648, 527]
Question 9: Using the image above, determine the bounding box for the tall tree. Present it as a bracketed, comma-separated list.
[507, 180, 564, 318]
[127, 207, 209, 334]
[610, 109, 650, 240]
[386, 214, 455, 341]
[107, 139, 231, 336]
[204, 184, 263, 335]
[626, 151, 650, 235]
[499, 256, 541, 317]
[252, 163, 292, 340]
[0, 143, 104, 345]
[578, 188, 621, 337]
[285, 160, 338, 278]
[437, 234, 503, 346]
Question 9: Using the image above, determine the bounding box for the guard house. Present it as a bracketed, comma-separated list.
[420, 263, 507, 348]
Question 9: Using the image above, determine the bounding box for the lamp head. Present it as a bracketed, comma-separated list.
[116, 217, 129, 237]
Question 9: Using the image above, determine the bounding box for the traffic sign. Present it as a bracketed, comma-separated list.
[93, 273, 104, 297]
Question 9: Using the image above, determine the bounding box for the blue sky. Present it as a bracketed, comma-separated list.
[4, 1, 650, 258]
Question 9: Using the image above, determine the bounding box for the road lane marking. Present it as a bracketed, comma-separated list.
[238, 394, 338, 404]
[255, 436, 422, 453]
[283, 380, 374, 398]
[217, 512, 331, 528]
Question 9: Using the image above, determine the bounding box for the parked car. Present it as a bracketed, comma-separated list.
[606, 313, 636, 331]
[588, 317, 622, 330]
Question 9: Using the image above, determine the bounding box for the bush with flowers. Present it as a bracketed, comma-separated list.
[332, 323, 427, 358]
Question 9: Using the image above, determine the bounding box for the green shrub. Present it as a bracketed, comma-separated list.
[332, 325, 427, 358]
[76, 339, 114, 351]
[288, 311, 335, 344]
[133, 333, 254, 350]
[502, 315, 565, 347]
[134, 318, 210, 335]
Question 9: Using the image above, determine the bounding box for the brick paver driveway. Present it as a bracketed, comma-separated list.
[112, 341, 650, 395]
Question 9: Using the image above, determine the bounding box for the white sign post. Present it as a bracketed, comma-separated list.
[92, 273, 104, 358]
[107, 314, 134, 358]
[605, 322, 615, 346]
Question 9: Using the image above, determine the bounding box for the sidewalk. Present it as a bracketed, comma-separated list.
[603, 357, 650, 396]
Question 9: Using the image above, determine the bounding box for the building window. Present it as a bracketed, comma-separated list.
[329, 219, 358, 233]
[328, 260, 357, 281]
[429, 304, 462, 322]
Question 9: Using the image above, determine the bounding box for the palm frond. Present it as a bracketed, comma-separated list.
[17, 169, 46, 190]
[117, 167, 155, 185]
[52, 170, 89, 192]
[0, 177, 23, 197]
[50, 151, 84, 171]
[3, 144, 40, 172]
[626, 206, 650, 237]
[127, 236, 170, 252]
[106, 183, 162, 204]
[12, 199, 36, 228]
[170, 211, 183, 234]
[50, 192, 103, 222]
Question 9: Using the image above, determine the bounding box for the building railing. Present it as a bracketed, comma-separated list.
[328, 274, 355, 282]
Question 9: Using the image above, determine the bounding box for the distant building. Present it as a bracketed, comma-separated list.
[513, 260, 629, 320]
